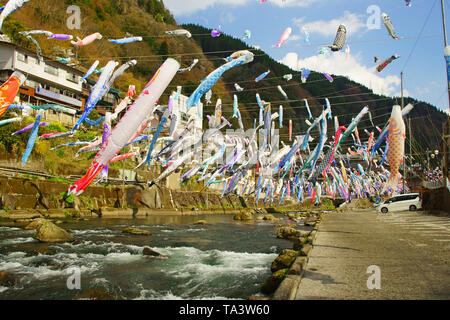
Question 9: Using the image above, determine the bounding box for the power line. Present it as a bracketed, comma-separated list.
[401, 0, 439, 71]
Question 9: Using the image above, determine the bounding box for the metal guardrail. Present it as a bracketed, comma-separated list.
[422, 180, 445, 190]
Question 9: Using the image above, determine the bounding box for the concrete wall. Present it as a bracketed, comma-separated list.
[0, 44, 14, 70]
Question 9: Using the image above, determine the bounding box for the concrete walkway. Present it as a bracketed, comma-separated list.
[295, 210, 450, 299]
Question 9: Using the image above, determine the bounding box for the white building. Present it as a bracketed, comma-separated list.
[0, 39, 120, 125]
[170, 91, 203, 139]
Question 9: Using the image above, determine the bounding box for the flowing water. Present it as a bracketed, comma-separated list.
[0, 214, 300, 300]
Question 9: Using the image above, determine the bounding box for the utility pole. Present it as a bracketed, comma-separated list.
[441, 0, 450, 107]
[441, 0, 450, 184]
[401, 72, 406, 194]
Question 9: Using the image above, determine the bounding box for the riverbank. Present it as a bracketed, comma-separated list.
[0, 175, 341, 222]
[0, 213, 295, 300]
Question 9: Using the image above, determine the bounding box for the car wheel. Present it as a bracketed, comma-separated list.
[381, 207, 388, 213]
[409, 205, 417, 211]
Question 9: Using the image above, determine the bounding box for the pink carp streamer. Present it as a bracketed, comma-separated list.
[274, 27, 292, 47]
[71, 33, 102, 47]
[68, 58, 180, 196]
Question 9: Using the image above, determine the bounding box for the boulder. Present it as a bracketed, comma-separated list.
[233, 211, 253, 221]
[261, 268, 288, 295]
[34, 220, 74, 243]
[263, 214, 276, 221]
[256, 215, 264, 221]
[122, 227, 150, 236]
[304, 220, 317, 227]
[24, 218, 47, 230]
[276, 226, 309, 240]
[253, 208, 266, 215]
[288, 257, 308, 276]
[193, 220, 207, 225]
[300, 244, 313, 256]
[293, 236, 308, 251]
[0, 270, 16, 287]
[271, 249, 299, 273]
[143, 247, 167, 258]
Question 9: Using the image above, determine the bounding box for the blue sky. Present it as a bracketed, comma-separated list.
[163, 0, 450, 114]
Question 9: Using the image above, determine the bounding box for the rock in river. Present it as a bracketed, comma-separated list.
[277, 226, 309, 240]
[233, 211, 253, 221]
[122, 227, 150, 236]
[24, 218, 47, 230]
[263, 214, 276, 221]
[143, 247, 167, 258]
[0, 270, 16, 287]
[261, 268, 288, 295]
[271, 249, 299, 273]
[34, 220, 74, 243]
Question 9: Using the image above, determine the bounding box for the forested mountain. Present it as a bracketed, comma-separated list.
[1, 0, 222, 103]
[182, 23, 448, 164]
[0, 0, 447, 167]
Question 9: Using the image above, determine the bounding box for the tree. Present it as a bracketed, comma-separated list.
[158, 41, 169, 58]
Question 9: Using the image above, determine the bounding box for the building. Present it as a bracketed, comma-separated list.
[159, 92, 203, 190]
[170, 92, 203, 139]
[0, 38, 120, 126]
[443, 117, 450, 180]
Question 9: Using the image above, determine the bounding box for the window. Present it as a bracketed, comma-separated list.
[66, 72, 79, 83]
[28, 56, 38, 65]
[181, 113, 189, 123]
[25, 79, 38, 88]
[17, 52, 27, 63]
[44, 64, 59, 76]
[50, 86, 59, 94]
[386, 197, 398, 203]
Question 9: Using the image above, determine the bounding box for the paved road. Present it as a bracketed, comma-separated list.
[295, 210, 450, 299]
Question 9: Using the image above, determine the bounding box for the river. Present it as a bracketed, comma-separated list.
[0, 214, 298, 300]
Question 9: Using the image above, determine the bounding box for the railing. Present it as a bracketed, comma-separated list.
[422, 180, 445, 190]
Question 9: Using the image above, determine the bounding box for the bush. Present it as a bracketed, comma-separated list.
[60, 191, 75, 205]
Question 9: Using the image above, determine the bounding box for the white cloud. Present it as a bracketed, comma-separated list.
[163, 0, 324, 16]
[163, 0, 250, 16]
[286, 34, 301, 43]
[392, 89, 411, 98]
[268, 0, 324, 7]
[293, 11, 366, 37]
[280, 51, 402, 97]
[220, 12, 236, 24]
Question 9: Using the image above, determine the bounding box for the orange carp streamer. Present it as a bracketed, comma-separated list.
[383, 105, 406, 192]
[0, 71, 26, 118]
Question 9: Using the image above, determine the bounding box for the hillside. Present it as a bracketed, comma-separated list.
[0, 0, 233, 170]
[0, 1, 447, 169]
[1, 0, 231, 101]
[182, 23, 448, 164]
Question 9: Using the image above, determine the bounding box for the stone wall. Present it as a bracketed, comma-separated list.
[0, 176, 263, 217]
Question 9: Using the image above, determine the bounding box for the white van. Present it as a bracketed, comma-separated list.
[378, 193, 422, 213]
